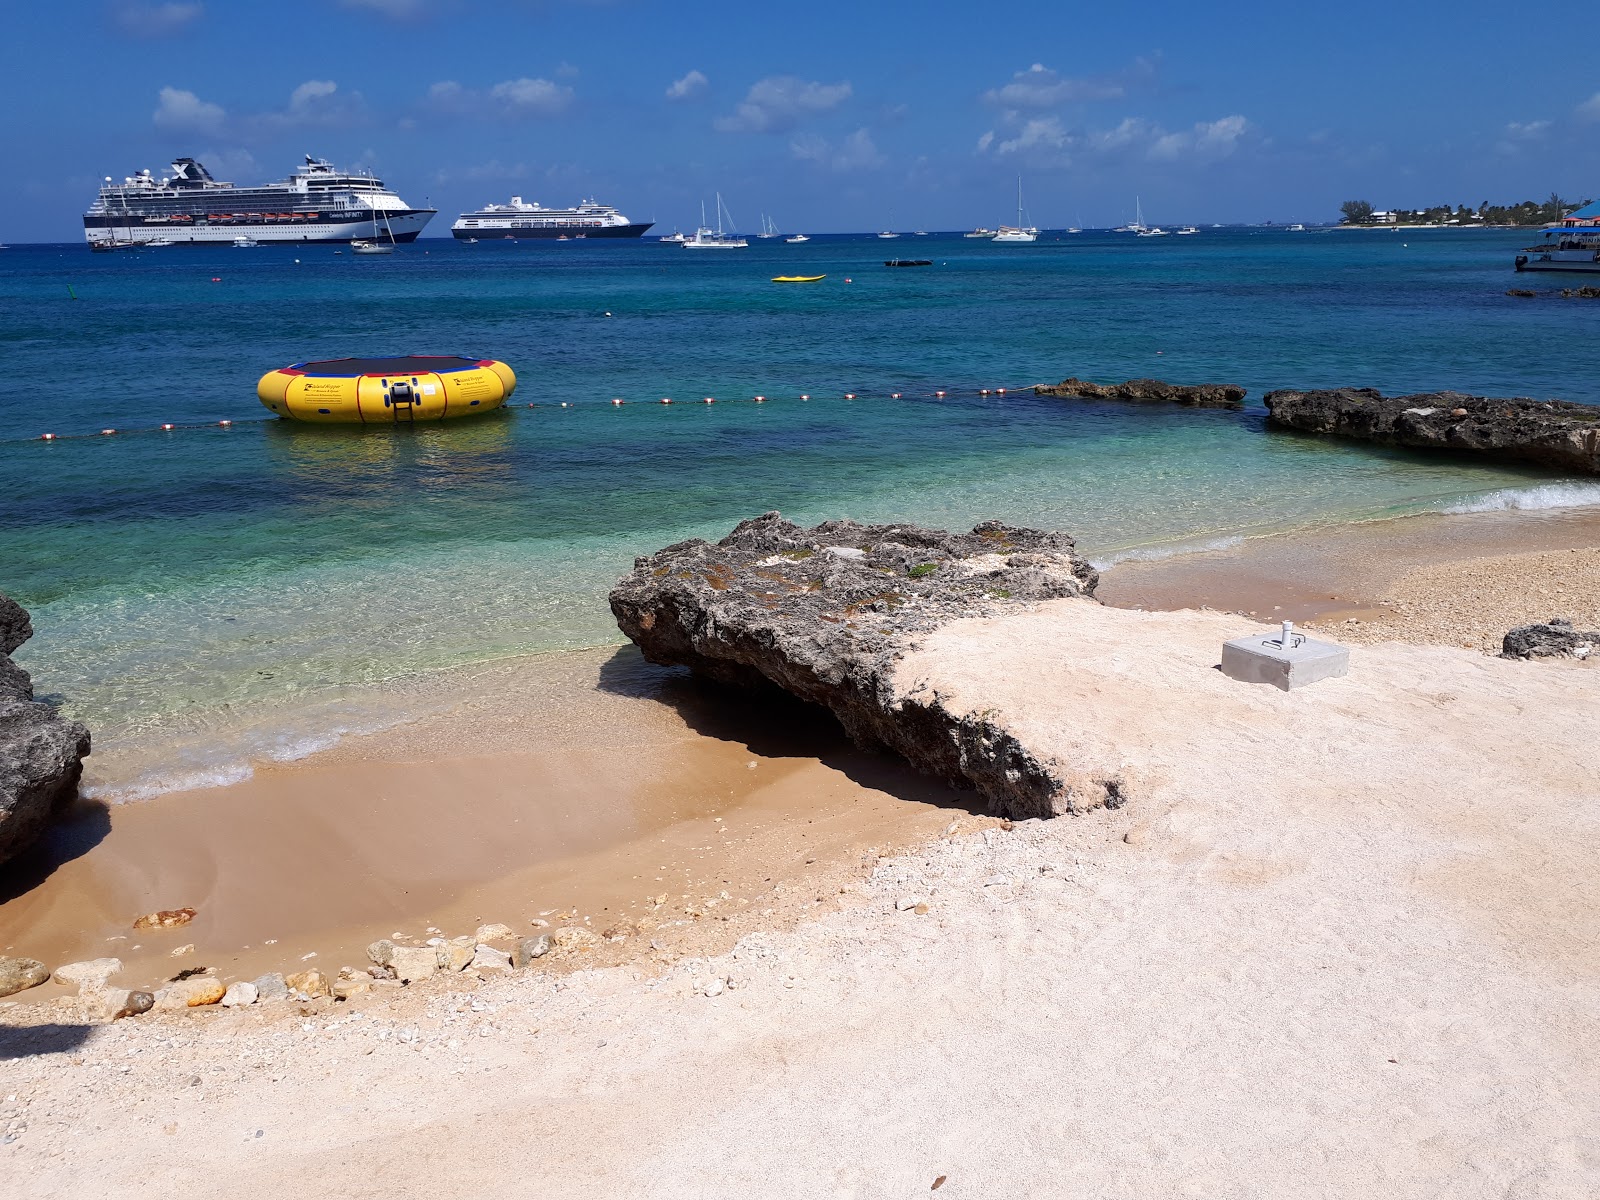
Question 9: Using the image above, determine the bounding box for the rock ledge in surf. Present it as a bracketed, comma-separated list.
[1263, 388, 1600, 474]
[0, 592, 91, 867]
[609, 512, 1100, 819]
[1034, 377, 1247, 408]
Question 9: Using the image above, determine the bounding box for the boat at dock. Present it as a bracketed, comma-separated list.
[1515, 202, 1600, 273]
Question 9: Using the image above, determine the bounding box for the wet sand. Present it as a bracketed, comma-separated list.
[2, 503, 1597, 999]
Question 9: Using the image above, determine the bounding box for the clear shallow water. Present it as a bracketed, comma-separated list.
[2, 229, 1596, 795]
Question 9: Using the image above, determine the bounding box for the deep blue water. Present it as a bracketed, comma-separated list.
[2, 228, 1596, 794]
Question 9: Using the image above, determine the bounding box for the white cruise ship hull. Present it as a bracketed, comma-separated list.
[85, 210, 434, 246]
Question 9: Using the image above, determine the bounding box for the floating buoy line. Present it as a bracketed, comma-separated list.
[17, 384, 1049, 444]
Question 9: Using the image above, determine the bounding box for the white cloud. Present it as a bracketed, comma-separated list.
[152, 86, 225, 133]
[341, 0, 429, 16]
[1149, 115, 1250, 161]
[113, 2, 203, 37]
[1504, 119, 1551, 140]
[982, 58, 1157, 109]
[715, 76, 852, 133]
[258, 80, 364, 129]
[489, 77, 575, 116]
[666, 69, 709, 101]
[424, 77, 574, 119]
[790, 127, 884, 171]
[985, 63, 1122, 108]
[977, 111, 1251, 166]
[1576, 92, 1600, 121]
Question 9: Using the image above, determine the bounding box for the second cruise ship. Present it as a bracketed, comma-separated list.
[451, 196, 652, 240]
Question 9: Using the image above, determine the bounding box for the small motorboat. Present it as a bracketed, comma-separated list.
[772, 274, 826, 283]
[884, 259, 932, 267]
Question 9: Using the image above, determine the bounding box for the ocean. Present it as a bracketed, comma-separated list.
[3, 227, 1596, 797]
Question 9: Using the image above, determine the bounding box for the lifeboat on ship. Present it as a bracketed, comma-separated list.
[256, 355, 517, 424]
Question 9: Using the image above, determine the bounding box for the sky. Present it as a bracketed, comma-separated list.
[2, 0, 1599, 241]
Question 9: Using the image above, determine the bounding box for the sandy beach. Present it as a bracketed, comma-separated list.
[2, 503, 1597, 1196]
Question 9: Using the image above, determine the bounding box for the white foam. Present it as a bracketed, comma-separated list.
[83, 762, 256, 805]
[1442, 482, 1600, 514]
[1089, 535, 1246, 571]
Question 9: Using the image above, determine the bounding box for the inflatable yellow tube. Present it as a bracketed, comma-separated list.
[257, 355, 517, 424]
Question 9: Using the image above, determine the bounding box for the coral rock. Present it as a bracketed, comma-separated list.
[0, 956, 50, 997]
[610, 513, 1100, 818]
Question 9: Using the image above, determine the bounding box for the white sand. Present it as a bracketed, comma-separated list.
[4, 601, 1598, 1198]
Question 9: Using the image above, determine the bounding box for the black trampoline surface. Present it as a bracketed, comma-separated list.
[292, 356, 485, 376]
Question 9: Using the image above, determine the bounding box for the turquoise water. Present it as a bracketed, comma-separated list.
[2, 229, 1597, 795]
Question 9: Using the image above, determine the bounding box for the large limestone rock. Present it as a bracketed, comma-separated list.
[0, 592, 91, 867]
[1263, 388, 1600, 474]
[609, 513, 1100, 818]
[1034, 377, 1247, 408]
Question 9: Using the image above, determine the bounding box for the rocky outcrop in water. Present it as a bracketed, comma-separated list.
[1501, 618, 1598, 660]
[1034, 377, 1247, 408]
[609, 513, 1101, 819]
[1263, 388, 1600, 474]
[0, 592, 91, 866]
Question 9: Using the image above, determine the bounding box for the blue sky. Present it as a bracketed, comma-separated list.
[3, 0, 1598, 240]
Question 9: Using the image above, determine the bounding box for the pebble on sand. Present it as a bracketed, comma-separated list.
[284, 968, 330, 999]
[514, 936, 551, 968]
[52, 958, 123, 991]
[474, 923, 516, 942]
[160, 977, 226, 1009]
[220, 981, 258, 1007]
[253, 973, 290, 1002]
[133, 908, 196, 931]
[0, 956, 50, 997]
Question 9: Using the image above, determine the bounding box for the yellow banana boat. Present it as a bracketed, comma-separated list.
[771, 274, 827, 283]
[257, 355, 516, 424]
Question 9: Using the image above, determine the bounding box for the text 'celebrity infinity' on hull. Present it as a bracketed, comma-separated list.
[451, 196, 652, 240]
[83, 155, 436, 246]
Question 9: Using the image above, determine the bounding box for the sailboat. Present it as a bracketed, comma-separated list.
[757, 214, 781, 239]
[1130, 197, 1168, 237]
[1115, 198, 1148, 234]
[684, 195, 748, 248]
[993, 177, 1038, 242]
[351, 203, 397, 254]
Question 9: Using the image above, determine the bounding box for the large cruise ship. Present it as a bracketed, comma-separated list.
[451, 196, 652, 240]
[84, 156, 435, 246]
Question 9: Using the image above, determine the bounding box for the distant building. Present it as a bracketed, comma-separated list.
[1368, 211, 1401, 224]
[1558, 200, 1600, 228]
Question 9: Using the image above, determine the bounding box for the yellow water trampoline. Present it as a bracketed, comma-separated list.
[257, 355, 517, 424]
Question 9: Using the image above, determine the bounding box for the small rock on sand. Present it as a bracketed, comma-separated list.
[253, 973, 289, 1002]
[132, 908, 196, 931]
[470, 945, 512, 974]
[552, 927, 603, 954]
[474, 923, 516, 942]
[437, 937, 476, 973]
[285, 969, 330, 999]
[331, 973, 371, 1001]
[160, 977, 225, 1009]
[0, 956, 50, 997]
[391, 947, 438, 984]
[700, 978, 725, 998]
[514, 936, 551, 968]
[53, 958, 122, 991]
[220, 982, 257, 1007]
[111, 991, 154, 1020]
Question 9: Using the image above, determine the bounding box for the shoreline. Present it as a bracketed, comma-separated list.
[2, 502, 1596, 1195]
[2, 500, 1597, 1001]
